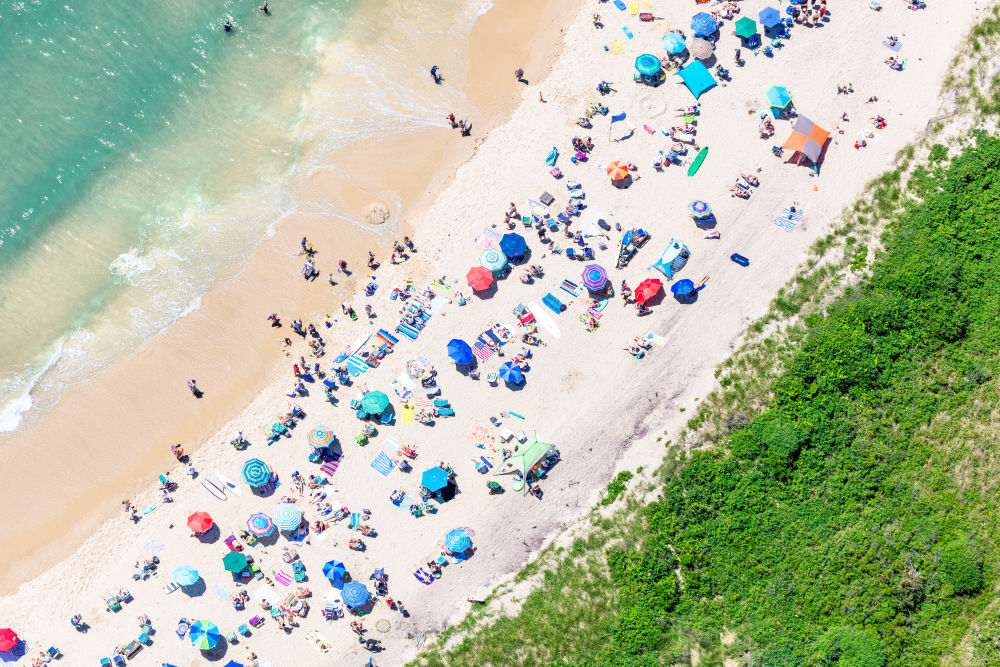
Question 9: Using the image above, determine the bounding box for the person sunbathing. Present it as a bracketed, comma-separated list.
[359, 525, 376, 537]
[730, 186, 750, 199]
[349, 538, 364, 550]
[741, 173, 759, 186]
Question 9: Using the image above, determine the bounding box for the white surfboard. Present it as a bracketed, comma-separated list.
[216, 472, 242, 497]
[527, 302, 561, 339]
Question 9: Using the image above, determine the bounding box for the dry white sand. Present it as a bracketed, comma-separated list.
[0, 1, 982, 665]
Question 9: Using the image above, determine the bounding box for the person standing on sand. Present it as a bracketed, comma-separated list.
[514, 67, 524, 82]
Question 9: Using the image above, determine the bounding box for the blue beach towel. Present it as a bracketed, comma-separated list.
[545, 147, 558, 166]
[542, 293, 566, 314]
[370, 452, 395, 477]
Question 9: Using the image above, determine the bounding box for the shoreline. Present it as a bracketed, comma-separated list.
[0, 0, 984, 665]
[0, 0, 572, 595]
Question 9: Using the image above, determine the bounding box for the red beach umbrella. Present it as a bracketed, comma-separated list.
[187, 511, 213, 534]
[635, 278, 663, 305]
[0, 628, 17, 652]
[466, 266, 494, 291]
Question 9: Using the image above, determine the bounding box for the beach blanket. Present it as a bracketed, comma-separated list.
[350, 513, 361, 530]
[429, 296, 450, 315]
[773, 206, 804, 232]
[274, 570, 293, 586]
[370, 452, 395, 477]
[392, 380, 412, 401]
[472, 339, 495, 361]
[475, 228, 502, 249]
[394, 493, 420, 511]
[644, 332, 668, 346]
[402, 404, 414, 423]
[211, 584, 231, 602]
[143, 538, 166, 556]
[376, 329, 399, 345]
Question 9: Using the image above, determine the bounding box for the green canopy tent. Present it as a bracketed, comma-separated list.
[497, 434, 557, 486]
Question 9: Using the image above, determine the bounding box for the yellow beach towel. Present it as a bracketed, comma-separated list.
[402, 404, 414, 423]
[611, 40, 623, 54]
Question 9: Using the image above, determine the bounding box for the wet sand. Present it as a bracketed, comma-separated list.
[0, 0, 574, 595]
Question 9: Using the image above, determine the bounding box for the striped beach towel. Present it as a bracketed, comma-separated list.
[472, 339, 495, 361]
[413, 396, 432, 408]
[346, 355, 369, 376]
[320, 453, 341, 477]
[274, 570, 293, 586]
[370, 451, 394, 477]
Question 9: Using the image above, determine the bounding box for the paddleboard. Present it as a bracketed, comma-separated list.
[613, 0, 626, 9]
[629, 1, 639, 15]
[687, 147, 708, 177]
[216, 473, 242, 497]
[202, 480, 227, 501]
[527, 302, 561, 339]
[611, 40, 623, 55]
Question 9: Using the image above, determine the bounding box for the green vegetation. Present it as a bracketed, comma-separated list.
[601, 470, 634, 506]
[413, 133, 1000, 666]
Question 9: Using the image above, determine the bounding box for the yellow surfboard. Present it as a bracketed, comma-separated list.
[629, 1, 639, 15]
[611, 40, 623, 54]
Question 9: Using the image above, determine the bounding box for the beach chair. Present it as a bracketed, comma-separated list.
[565, 247, 575, 260]
[106, 597, 122, 612]
[47, 646, 61, 658]
[437, 408, 455, 417]
[379, 411, 392, 425]
[112, 657, 126, 667]
[226, 631, 238, 644]
[249, 615, 264, 628]
[486, 371, 499, 385]
[433, 399, 450, 408]
[238, 624, 251, 636]
[100, 658, 111, 666]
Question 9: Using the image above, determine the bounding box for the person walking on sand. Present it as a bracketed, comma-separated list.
[538, 90, 545, 102]
[514, 67, 524, 82]
[187, 379, 201, 397]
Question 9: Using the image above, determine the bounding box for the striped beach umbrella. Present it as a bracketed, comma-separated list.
[360, 390, 390, 415]
[188, 620, 221, 650]
[172, 565, 200, 587]
[444, 528, 472, 553]
[480, 248, 508, 272]
[246, 512, 275, 538]
[323, 560, 347, 581]
[186, 511, 213, 534]
[688, 38, 713, 60]
[307, 426, 334, 449]
[341, 581, 371, 609]
[606, 161, 629, 181]
[240, 458, 271, 488]
[581, 264, 608, 291]
[688, 200, 711, 216]
[271, 503, 303, 531]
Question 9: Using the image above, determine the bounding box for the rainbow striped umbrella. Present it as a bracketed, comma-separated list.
[307, 425, 334, 448]
[188, 620, 221, 650]
[271, 503, 303, 531]
[246, 512, 275, 538]
[581, 264, 608, 291]
[688, 200, 711, 216]
[241, 458, 271, 488]
[444, 528, 472, 552]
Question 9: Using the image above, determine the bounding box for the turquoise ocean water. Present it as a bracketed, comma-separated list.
[0, 0, 486, 431]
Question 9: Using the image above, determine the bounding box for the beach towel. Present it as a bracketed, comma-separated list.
[472, 339, 495, 361]
[545, 146, 558, 167]
[622, 25, 634, 39]
[395, 494, 420, 511]
[350, 513, 361, 530]
[560, 279, 582, 297]
[141, 504, 156, 515]
[211, 584, 231, 602]
[346, 355, 369, 376]
[319, 453, 341, 477]
[594, 299, 608, 311]
[370, 452, 395, 477]
[377, 329, 400, 345]
[611, 40, 623, 54]
[483, 329, 504, 347]
[413, 396, 433, 408]
[475, 228, 502, 249]
[629, 1, 638, 15]
[392, 380, 412, 401]
[402, 404, 414, 423]
[274, 570, 293, 586]
[883, 39, 902, 51]
[644, 332, 668, 346]
[613, 0, 626, 8]
[542, 293, 565, 314]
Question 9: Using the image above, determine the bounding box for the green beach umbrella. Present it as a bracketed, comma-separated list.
[735, 17, 758, 39]
[361, 390, 390, 415]
[222, 551, 249, 573]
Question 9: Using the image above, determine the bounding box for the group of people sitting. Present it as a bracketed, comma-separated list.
[731, 172, 759, 199]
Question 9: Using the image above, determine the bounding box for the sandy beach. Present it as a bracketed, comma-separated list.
[0, 0, 982, 665]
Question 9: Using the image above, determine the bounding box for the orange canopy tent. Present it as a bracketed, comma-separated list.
[782, 116, 830, 165]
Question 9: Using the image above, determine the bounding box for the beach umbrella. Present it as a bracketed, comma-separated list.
[606, 161, 629, 181]
[189, 620, 221, 650]
[246, 512, 275, 538]
[480, 248, 508, 272]
[671, 279, 696, 296]
[322, 560, 347, 581]
[222, 551, 249, 573]
[635, 278, 663, 305]
[691, 12, 719, 38]
[446, 339, 474, 365]
[0, 629, 16, 652]
[466, 266, 494, 291]
[688, 38, 713, 60]
[172, 565, 200, 587]
[689, 200, 711, 216]
[307, 425, 334, 448]
[341, 581, 371, 609]
[240, 458, 271, 488]
[634, 53, 661, 76]
[734, 16, 758, 39]
[421, 466, 450, 493]
[360, 390, 389, 415]
[759, 7, 782, 30]
[498, 361, 523, 385]
[661, 32, 686, 54]
[499, 233, 528, 259]
[271, 503, 303, 532]
[766, 85, 792, 109]
[186, 511, 213, 534]
[581, 264, 608, 291]
[444, 528, 473, 553]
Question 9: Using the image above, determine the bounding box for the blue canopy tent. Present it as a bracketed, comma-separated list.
[498, 361, 524, 385]
[499, 233, 528, 259]
[676, 61, 717, 100]
[661, 32, 686, 55]
[759, 7, 782, 31]
[651, 238, 690, 280]
[691, 12, 719, 38]
[446, 339, 474, 365]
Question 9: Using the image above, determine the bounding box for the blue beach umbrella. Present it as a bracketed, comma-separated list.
[661, 32, 686, 54]
[766, 85, 793, 109]
[421, 466, 450, 493]
[480, 248, 508, 272]
[634, 53, 661, 77]
[671, 279, 696, 296]
[188, 620, 221, 650]
[241, 458, 271, 488]
[322, 560, 347, 581]
[341, 581, 371, 609]
[271, 503, 303, 532]
[759, 7, 782, 30]
[499, 233, 528, 259]
[444, 528, 472, 553]
[498, 361, 523, 385]
[446, 339, 474, 365]
[172, 566, 200, 587]
[691, 12, 719, 38]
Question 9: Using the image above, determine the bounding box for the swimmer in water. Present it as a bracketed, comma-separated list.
[261, 3, 270, 14]
[224, 20, 234, 32]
